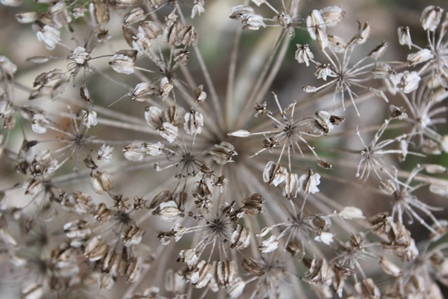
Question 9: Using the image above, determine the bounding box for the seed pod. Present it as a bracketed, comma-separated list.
[90, 171, 113, 194]
[64, 219, 91, 239]
[355, 278, 380, 299]
[84, 236, 109, 262]
[122, 226, 145, 246]
[231, 225, 250, 250]
[242, 258, 265, 277]
[379, 257, 402, 277]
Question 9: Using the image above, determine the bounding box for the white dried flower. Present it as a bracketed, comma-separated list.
[259, 235, 279, 253]
[398, 26, 412, 49]
[407, 49, 434, 66]
[420, 5, 443, 31]
[97, 144, 114, 163]
[90, 171, 113, 194]
[110, 53, 135, 74]
[32, 114, 49, 134]
[295, 44, 314, 66]
[82, 109, 98, 128]
[242, 14, 266, 30]
[35, 24, 60, 50]
[339, 207, 366, 220]
[299, 170, 321, 195]
[184, 109, 204, 135]
[314, 232, 334, 245]
[390, 71, 421, 93]
[191, 0, 205, 18]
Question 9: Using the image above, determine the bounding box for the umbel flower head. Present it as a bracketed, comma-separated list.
[0, 1, 448, 299]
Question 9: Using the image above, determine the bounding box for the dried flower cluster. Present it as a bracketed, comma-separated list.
[0, 0, 448, 298]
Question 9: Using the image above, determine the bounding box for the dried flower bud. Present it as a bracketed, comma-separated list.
[109, 50, 137, 74]
[259, 235, 279, 253]
[156, 201, 182, 222]
[191, 0, 205, 18]
[369, 41, 388, 59]
[82, 109, 98, 128]
[64, 219, 92, 239]
[282, 172, 300, 198]
[210, 142, 237, 165]
[421, 5, 443, 31]
[97, 144, 114, 163]
[390, 71, 421, 93]
[31, 114, 49, 134]
[139, 21, 163, 39]
[122, 226, 145, 246]
[328, 34, 347, 53]
[319, 6, 344, 27]
[407, 49, 434, 66]
[15, 11, 38, 23]
[379, 257, 402, 277]
[215, 260, 238, 287]
[355, 278, 380, 299]
[231, 225, 251, 250]
[356, 21, 370, 44]
[299, 169, 321, 195]
[230, 5, 254, 20]
[84, 236, 109, 262]
[295, 44, 314, 66]
[184, 109, 204, 135]
[339, 206, 365, 220]
[314, 232, 334, 245]
[193, 84, 206, 103]
[263, 161, 288, 186]
[314, 63, 335, 81]
[228, 279, 246, 298]
[242, 258, 265, 276]
[123, 7, 145, 25]
[398, 26, 412, 49]
[242, 14, 266, 30]
[34, 24, 60, 50]
[90, 171, 113, 194]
